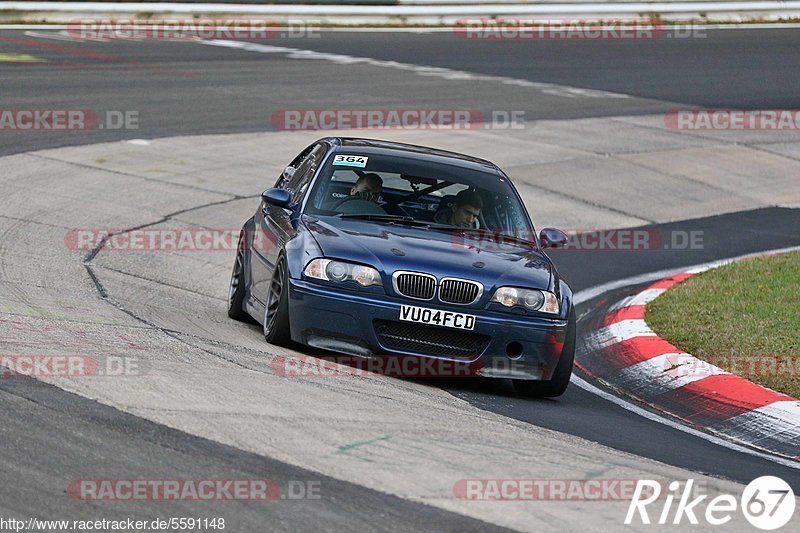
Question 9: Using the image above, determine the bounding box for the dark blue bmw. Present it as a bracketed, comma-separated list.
[228, 137, 575, 397]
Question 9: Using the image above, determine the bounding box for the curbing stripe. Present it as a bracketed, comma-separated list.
[578, 335, 685, 376]
[709, 401, 800, 458]
[599, 304, 645, 327]
[654, 374, 794, 426]
[613, 352, 728, 396]
[580, 251, 800, 459]
[592, 319, 656, 349]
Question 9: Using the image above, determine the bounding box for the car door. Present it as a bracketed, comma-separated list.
[251, 143, 328, 307]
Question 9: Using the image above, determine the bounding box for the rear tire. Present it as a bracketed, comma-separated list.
[227, 228, 251, 322]
[264, 257, 292, 347]
[512, 308, 576, 398]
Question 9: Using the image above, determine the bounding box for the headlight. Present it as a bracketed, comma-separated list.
[490, 287, 559, 314]
[303, 259, 382, 287]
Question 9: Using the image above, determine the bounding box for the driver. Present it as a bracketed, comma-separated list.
[436, 189, 483, 228]
[349, 173, 383, 203]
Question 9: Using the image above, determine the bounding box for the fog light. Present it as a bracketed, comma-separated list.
[506, 342, 523, 359]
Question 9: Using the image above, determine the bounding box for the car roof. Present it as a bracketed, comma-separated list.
[323, 137, 502, 174]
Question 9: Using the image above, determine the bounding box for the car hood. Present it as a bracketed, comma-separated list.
[303, 216, 553, 291]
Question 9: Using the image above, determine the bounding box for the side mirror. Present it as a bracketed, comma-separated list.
[539, 227, 568, 249]
[262, 188, 293, 209]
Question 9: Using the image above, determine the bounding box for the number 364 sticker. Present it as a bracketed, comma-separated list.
[333, 154, 368, 168]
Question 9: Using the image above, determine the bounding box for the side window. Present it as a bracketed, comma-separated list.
[275, 149, 306, 188]
[285, 143, 327, 201]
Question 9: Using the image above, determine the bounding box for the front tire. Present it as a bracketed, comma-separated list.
[227, 228, 251, 321]
[264, 257, 292, 346]
[512, 308, 576, 398]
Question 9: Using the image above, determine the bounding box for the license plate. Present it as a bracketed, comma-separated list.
[399, 305, 476, 331]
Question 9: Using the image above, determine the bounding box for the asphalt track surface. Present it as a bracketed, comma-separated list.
[1, 27, 800, 530]
[1, 28, 800, 155]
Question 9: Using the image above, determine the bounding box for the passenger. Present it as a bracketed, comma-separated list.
[349, 173, 383, 203]
[435, 189, 483, 228]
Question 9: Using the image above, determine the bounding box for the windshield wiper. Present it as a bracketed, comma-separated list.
[336, 214, 431, 226]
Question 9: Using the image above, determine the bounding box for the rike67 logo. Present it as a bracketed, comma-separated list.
[626, 477, 795, 530]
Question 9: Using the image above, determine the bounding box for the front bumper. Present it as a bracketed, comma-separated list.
[287, 278, 569, 380]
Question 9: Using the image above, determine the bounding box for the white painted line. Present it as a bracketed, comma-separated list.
[625, 288, 667, 306]
[23, 29, 108, 42]
[23, 30, 72, 41]
[199, 38, 631, 99]
[609, 288, 665, 310]
[684, 264, 716, 274]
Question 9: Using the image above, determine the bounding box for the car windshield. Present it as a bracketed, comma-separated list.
[304, 151, 534, 240]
